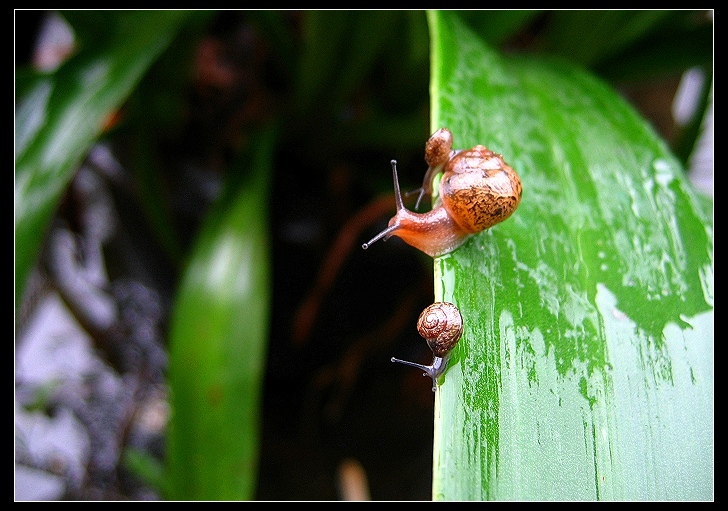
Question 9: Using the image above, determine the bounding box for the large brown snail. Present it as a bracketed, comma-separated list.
[392, 302, 463, 391]
[362, 128, 522, 257]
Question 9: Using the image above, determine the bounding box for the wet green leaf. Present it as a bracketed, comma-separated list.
[428, 10, 713, 501]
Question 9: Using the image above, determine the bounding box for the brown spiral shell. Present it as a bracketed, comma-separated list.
[424, 127, 454, 168]
[416, 302, 463, 358]
[440, 145, 523, 234]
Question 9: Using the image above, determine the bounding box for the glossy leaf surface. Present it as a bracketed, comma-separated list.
[14, 11, 190, 307]
[428, 11, 713, 501]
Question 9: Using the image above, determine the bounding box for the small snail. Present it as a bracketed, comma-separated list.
[362, 128, 522, 257]
[392, 302, 463, 391]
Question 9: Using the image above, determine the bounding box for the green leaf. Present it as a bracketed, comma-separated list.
[427, 11, 713, 501]
[539, 10, 677, 68]
[595, 16, 713, 82]
[164, 126, 276, 500]
[14, 10, 190, 308]
[455, 10, 541, 47]
[123, 447, 166, 494]
[295, 11, 406, 117]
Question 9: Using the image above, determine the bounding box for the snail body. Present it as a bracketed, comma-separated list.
[392, 302, 463, 391]
[362, 128, 522, 257]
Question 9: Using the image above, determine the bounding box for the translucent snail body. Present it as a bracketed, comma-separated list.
[391, 302, 463, 391]
[362, 128, 522, 257]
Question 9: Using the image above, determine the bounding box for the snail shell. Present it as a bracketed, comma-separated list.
[440, 145, 522, 234]
[362, 128, 522, 257]
[391, 301, 463, 391]
[417, 301, 463, 358]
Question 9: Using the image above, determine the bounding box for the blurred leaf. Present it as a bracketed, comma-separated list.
[455, 10, 541, 46]
[117, 14, 218, 267]
[537, 10, 713, 82]
[595, 16, 713, 82]
[165, 126, 275, 500]
[539, 10, 676, 67]
[328, 11, 399, 109]
[123, 447, 166, 494]
[296, 11, 414, 118]
[14, 10, 190, 308]
[295, 10, 351, 116]
[427, 10, 712, 500]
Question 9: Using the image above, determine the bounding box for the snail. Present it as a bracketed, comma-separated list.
[362, 128, 522, 257]
[392, 302, 463, 391]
